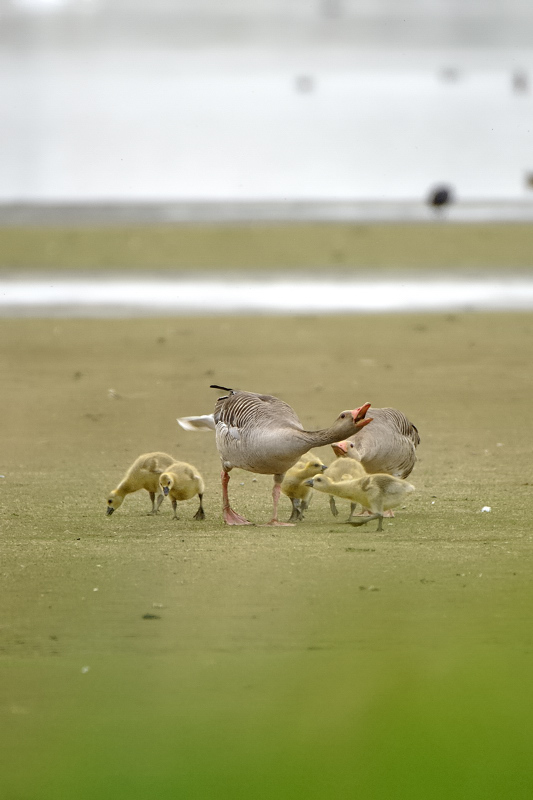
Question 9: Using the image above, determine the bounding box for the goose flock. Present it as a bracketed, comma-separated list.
[106, 385, 419, 531]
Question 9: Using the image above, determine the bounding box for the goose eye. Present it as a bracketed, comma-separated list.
[340, 413, 346, 419]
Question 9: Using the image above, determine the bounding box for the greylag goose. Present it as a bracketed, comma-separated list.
[209, 385, 372, 525]
[306, 472, 415, 532]
[332, 407, 420, 479]
[106, 451, 176, 515]
[159, 461, 206, 521]
[280, 455, 327, 522]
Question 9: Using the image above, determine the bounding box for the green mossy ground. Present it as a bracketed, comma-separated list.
[1, 307, 533, 798]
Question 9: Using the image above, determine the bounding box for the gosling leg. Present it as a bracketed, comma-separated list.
[329, 496, 339, 517]
[288, 498, 301, 523]
[346, 513, 384, 532]
[194, 493, 206, 521]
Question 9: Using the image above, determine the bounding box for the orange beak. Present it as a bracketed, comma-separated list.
[351, 402, 372, 429]
[332, 441, 348, 457]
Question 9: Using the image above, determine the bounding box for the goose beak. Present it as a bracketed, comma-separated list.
[351, 402, 371, 422]
[163, 486, 169, 496]
[304, 479, 314, 487]
[106, 506, 114, 515]
[351, 402, 372, 429]
[320, 464, 327, 471]
[332, 441, 348, 457]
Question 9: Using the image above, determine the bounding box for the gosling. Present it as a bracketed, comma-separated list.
[322, 457, 367, 520]
[306, 473, 415, 532]
[106, 451, 176, 515]
[280, 455, 327, 522]
[159, 461, 206, 521]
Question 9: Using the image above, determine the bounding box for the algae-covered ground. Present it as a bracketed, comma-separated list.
[1, 308, 533, 799]
[1, 220, 533, 271]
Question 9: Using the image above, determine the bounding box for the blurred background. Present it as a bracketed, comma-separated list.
[1, 0, 533, 213]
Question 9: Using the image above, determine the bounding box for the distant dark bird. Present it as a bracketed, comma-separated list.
[428, 185, 454, 210]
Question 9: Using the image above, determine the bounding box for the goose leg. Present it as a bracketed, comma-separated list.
[171, 500, 179, 520]
[221, 470, 252, 525]
[329, 495, 339, 517]
[266, 474, 295, 526]
[194, 493, 206, 521]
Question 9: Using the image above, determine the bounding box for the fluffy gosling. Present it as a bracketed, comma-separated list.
[322, 458, 367, 520]
[158, 461, 206, 521]
[280, 455, 326, 522]
[106, 451, 176, 516]
[306, 472, 415, 532]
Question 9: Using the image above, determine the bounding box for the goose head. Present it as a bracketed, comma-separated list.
[329, 403, 372, 438]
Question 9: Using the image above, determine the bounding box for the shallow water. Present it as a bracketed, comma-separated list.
[2, 274, 533, 316]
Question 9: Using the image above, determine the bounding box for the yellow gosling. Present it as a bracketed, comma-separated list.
[280, 454, 326, 522]
[159, 461, 206, 521]
[322, 458, 367, 520]
[106, 452, 176, 516]
[306, 472, 415, 532]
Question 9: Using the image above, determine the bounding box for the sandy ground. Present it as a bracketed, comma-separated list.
[1, 310, 533, 798]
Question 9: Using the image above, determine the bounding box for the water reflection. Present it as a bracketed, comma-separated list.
[2, 274, 533, 316]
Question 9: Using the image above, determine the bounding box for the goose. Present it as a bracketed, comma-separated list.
[306, 472, 415, 532]
[208, 385, 372, 525]
[322, 457, 367, 520]
[280, 455, 327, 522]
[332, 407, 420, 480]
[106, 451, 176, 515]
[158, 461, 206, 521]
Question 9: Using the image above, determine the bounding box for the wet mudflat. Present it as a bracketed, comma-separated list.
[1, 312, 533, 799]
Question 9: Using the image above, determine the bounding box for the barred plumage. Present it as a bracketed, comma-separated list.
[332, 406, 420, 479]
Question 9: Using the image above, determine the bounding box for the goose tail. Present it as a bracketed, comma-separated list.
[177, 414, 216, 431]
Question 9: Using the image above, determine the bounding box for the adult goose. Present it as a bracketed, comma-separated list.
[209, 385, 372, 525]
[332, 407, 420, 480]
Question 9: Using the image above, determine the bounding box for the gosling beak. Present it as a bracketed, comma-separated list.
[304, 479, 314, 487]
[106, 506, 114, 515]
[163, 486, 169, 496]
[320, 464, 327, 471]
[332, 442, 348, 457]
[351, 402, 372, 429]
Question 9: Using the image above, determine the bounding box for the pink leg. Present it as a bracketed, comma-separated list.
[221, 470, 252, 525]
[264, 475, 295, 527]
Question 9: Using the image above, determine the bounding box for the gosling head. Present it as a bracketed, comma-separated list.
[106, 491, 123, 515]
[159, 473, 174, 496]
[299, 460, 327, 478]
[305, 475, 330, 490]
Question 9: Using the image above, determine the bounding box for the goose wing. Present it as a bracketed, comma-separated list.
[214, 391, 302, 435]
